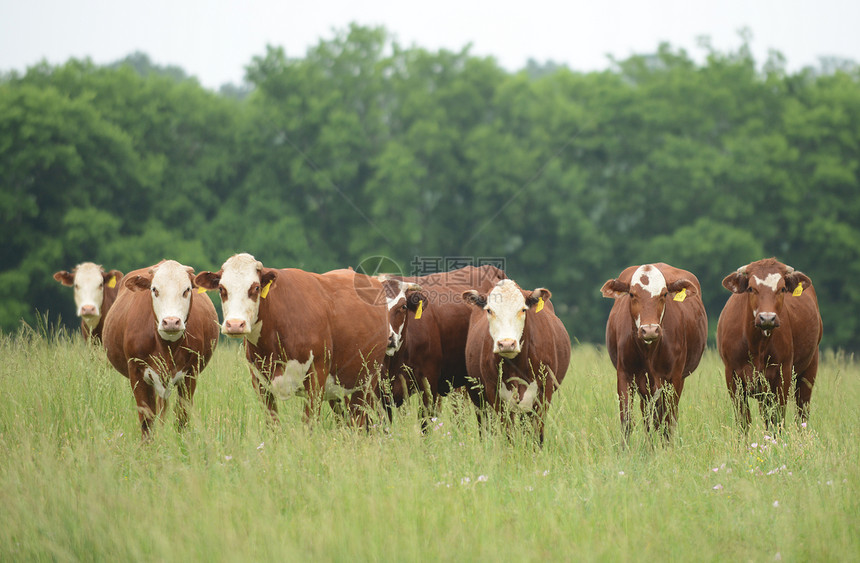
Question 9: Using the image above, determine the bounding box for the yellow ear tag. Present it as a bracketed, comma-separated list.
[535, 297, 545, 313]
[260, 280, 273, 299]
[107, 276, 117, 289]
[674, 288, 687, 302]
[414, 300, 423, 320]
[196, 286, 207, 294]
[792, 282, 803, 297]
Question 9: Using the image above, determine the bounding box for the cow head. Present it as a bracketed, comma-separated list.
[381, 279, 428, 356]
[124, 260, 196, 342]
[601, 264, 697, 345]
[194, 253, 278, 338]
[722, 258, 811, 336]
[53, 263, 122, 329]
[463, 279, 550, 359]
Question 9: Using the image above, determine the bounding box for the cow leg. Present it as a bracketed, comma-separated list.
[795, 351, 818, 425]
[617, 371, 634, 446]
[303, 358, 328, 426]
[726, 367, 751, 434]
[130, 370, 158, 440]
[175, 372, 197, 431]
[250, 364, 279, 424]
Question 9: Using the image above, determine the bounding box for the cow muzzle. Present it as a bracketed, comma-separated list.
[79, 304, 98, 318]
[386, 335, 400, 356]
[755, 312, 780, 331]
[495, 339, 520, 358]
[638, 323, 661, 344]
[223, 318, 248, 337]
[160, 316, 184, 333]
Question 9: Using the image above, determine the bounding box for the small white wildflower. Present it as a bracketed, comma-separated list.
[773, 500, 779, 507]
[712, 467, 719, 472]
[713, 484, 723, 490]
[618, 471, 625, 476]
[543, 470, 550, 476]
[826, 480, 833, 486]
[461, 477, 471, 485]
[801, 422, 807, 428]
[751, 442, 758, 448]
[477, 475, 488, 482]
[257, 442, 265, 450]
[225, 455, 233, 461]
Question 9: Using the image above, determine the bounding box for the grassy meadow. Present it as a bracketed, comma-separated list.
[1, 324, 857, 561]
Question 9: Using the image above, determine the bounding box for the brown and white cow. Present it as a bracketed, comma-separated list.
[194, 254, 389, 426]
[102, 260, 219, 438]
[463, 279, 571, 444]
[717, 258, 823, 431]
[601, 263, 707, 443]
[53, 262, 123, 341]
[380, 265, 506, 426]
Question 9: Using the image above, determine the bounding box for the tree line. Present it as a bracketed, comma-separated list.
[2, 24, 859, 349]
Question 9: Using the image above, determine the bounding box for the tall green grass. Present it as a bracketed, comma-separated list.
[1, 325, 857, 561]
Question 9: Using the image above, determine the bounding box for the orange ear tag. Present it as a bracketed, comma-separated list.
[414, 300, 423, 320]
[674, 288, 687, 302]
[792, 283, 803, 297]
[535, 297, 545, 313]
[197, 286, 207, 294]
[260, 280, 273, 299]
[107, 276, 117, 289]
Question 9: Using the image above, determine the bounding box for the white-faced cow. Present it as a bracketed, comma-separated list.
[194, 254, 389, 426]
[53, 262, 123, 341]
[601, 263, 707, 444]
[463, 279, 571, 444]
[717, 258, 823, 431]
[103, 260, 219, 439]
[379, 265, 506, 427]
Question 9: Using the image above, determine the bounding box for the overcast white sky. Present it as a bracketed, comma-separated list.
[2, 0, 859, 89]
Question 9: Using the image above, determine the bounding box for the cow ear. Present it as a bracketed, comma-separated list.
[194, 271, 222, 290]
[406, 288, 428, 312]
[381, 279, 402, 300]
[784, 271, 812, 293]
[462, 290, 488, 309]
[722, 272, 748, 294]
[260, 268, 278, 289]
[600, 279, 629, 299]
[54, 271, 75, 286]
[526, 288, 551, 308]
[184, 266, 196, 285]
[667, 278, 697, 298]
[102, 270, 123, 286]
[125, 274, 152, 292]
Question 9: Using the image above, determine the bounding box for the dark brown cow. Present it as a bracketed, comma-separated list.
[103, 260, 219, 438]
[717, 258, 823, 431]
[194, 253, 389, 426]
[53, 262, 123, 341]
[601, 263, 707, 443]
[463, 279, 571, 444]
[380, 265, 506, 425]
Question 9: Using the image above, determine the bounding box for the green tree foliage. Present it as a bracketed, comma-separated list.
[1, 26, 858, 349]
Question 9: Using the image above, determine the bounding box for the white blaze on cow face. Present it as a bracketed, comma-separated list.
[71, 263, 106, 328]
[753, 273, 782, 292]
[384, 280, 408, 356]
[630, 265, 668, 340]
[149, 261, 194, 342]
[218, 253, 265, 338]
[485, 280, 529, 358]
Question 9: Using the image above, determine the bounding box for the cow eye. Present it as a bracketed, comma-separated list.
[183, 288, 190, 298]
[219, 287, 227, 300]
[401, 304, 407, 310]
[152, 287, 159, 297]
[521, 308, 528, 314]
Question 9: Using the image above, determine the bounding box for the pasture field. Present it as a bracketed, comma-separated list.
[1, 325, 857, 562]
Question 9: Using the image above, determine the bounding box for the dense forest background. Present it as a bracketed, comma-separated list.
[2, 25, 859, 349]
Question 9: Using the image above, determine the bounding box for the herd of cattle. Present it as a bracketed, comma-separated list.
[53, 255, 823, 443]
